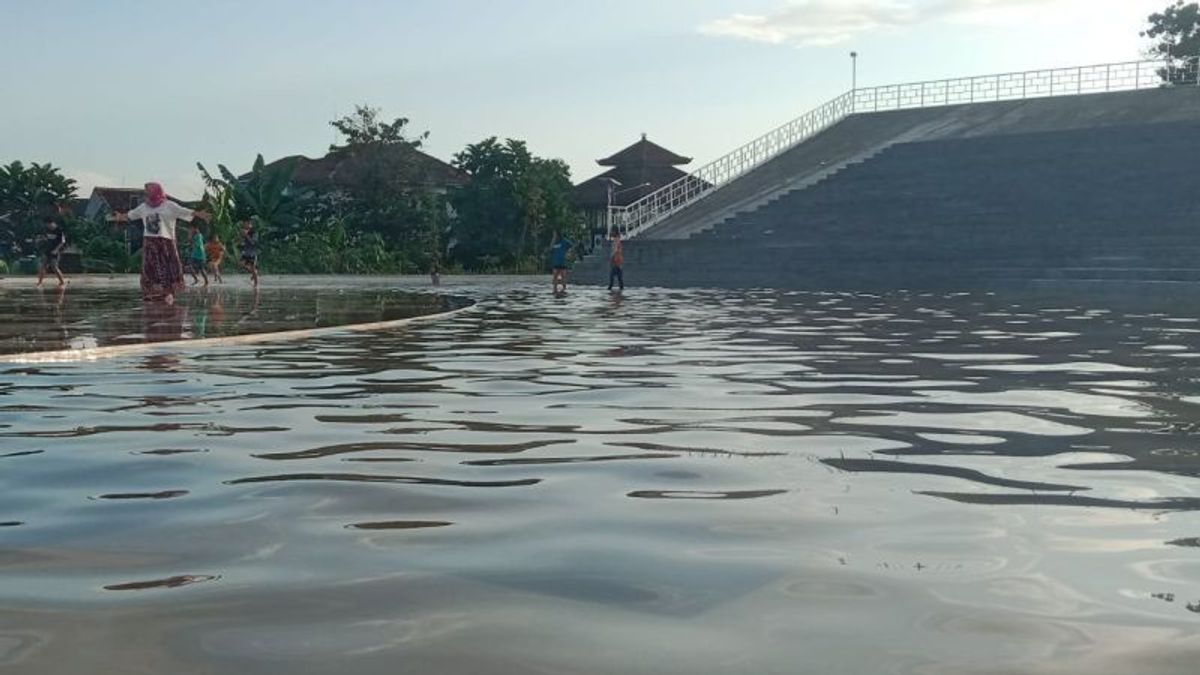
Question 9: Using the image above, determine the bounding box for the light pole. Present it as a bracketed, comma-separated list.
[602, 177, 621, 241]
[850, 51, 858, 92]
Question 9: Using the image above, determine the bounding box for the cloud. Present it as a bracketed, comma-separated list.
[699, 0, 1075, 47]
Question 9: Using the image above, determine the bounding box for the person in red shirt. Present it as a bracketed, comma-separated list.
[608, 227, 625, 292]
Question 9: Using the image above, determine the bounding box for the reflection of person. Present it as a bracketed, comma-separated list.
[607, 227, 625, 292]
[205, 234, 226, 284]
[115, 183, 210, 303]
[142, 297, 185, 343]
[187, 224, 209, 287]
[209, 290, 226, 331]
[35, 216, 67, 288]
[190, 297, 209, 339]
[550, 231, 573, 295]
[239, 220, 260, 288]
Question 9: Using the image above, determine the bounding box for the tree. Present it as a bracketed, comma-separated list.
[450, 138, 581, 271]
[319, 106, 445, 265]
[0, 161, 76, 259]
[329, 105, 429, 153]
[198, 154, 302, 237]
[1143, 1, 1200, 84]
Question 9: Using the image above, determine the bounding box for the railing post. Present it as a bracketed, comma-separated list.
[1077, 66, 1082, 94]
[1022, 72, 1027, 98]
[970, 77, 975, 103]
[1106, 64, 1111, 92]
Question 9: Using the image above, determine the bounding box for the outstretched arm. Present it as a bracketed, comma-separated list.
[168, 201, 211, 222]
[113, 203, 146, 223]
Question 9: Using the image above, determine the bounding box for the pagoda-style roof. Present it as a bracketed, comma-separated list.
[573, 165, 691, 210]
[597, 135, 692, 168]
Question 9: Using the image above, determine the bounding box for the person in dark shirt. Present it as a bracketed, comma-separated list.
[36, 216, 67, 288]
[239, 220, 260, 288]
[550, 230, 574, 295]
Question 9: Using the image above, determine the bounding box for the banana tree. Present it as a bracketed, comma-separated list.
[0, 161, 77, 258]
[197, 154, 301, 238]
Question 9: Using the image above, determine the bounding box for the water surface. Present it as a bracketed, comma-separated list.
[2, 278, 1199, 674]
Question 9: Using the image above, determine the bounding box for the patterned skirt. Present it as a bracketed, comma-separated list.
[141, 236, 184, 300]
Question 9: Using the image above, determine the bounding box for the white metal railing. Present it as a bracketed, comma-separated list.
[610, 56, 1200, 239]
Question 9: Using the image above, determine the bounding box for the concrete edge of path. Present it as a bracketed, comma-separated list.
[0, 298, 479, 365]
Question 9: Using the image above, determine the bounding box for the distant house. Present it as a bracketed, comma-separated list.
[573, 135, 693, 238]
[258, 145, 467, 195]
[82, 187, 145, 221]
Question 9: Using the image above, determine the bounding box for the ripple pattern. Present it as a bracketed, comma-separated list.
[2, 280, 1200, 674]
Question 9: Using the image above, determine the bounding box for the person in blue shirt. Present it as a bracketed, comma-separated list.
[550, 231, 573, 295]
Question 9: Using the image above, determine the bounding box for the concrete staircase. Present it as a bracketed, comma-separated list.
[576, 86, 1200, 290]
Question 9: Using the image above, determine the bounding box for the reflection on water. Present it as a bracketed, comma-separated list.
[0, 284, 466, 355]
[2, 279, 1200, 674]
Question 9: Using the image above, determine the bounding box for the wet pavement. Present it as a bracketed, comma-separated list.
[0, 278, 466, 356]
[1, 277, 1199, 674]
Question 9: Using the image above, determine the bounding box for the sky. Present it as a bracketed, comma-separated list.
[0, 0, 1170, 199]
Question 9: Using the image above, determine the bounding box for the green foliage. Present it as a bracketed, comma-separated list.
[329, 105, 430, 152]
[0, 161, 77, 260]
[262, 217, 406, 274]
[71, 216, 140, 273]
[198, 154, 302, 237]
[450, 137, 582, 270]
[1144, 1, 1200, 83]
[196, 167, 240, 245]
[311, 106, 447, 267]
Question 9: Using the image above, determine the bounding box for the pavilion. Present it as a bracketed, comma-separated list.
[572, 135, 692, 243]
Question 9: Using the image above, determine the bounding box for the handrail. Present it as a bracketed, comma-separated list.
[611, 56, 1200, 239]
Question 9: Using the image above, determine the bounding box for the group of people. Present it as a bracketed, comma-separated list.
[35, 182, 261, 303]
[550, 227, 624, 295]
[113, 182, 260, 303]
[38, 182, 629, 302]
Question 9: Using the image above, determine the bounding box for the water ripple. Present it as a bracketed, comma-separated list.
[4, 281, 1200, 673]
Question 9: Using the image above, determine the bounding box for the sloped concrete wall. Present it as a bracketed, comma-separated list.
[577, 87, 1200, 290]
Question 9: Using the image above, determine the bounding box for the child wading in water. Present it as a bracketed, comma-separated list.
[205, 234, 226, 284]
[187, 224, 209, 287]
[608, 227, 625, 292]
[36, 216, 67, 288]
[550, 231, 573, 295]
[239, 220, 260, 288]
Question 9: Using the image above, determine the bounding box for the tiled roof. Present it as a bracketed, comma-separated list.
[597, 136, 692, 168]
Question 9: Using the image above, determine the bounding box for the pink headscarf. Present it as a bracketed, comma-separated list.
[144, 182, 166, 208]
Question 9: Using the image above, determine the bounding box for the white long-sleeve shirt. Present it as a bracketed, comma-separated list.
[126, 201, 195, 241]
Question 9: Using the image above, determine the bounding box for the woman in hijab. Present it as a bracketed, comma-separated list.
[116, 183, 210, 302]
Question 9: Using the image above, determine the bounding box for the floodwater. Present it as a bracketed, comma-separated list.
[0, 284, 466, 356]
[1, 277, 1199, 674]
